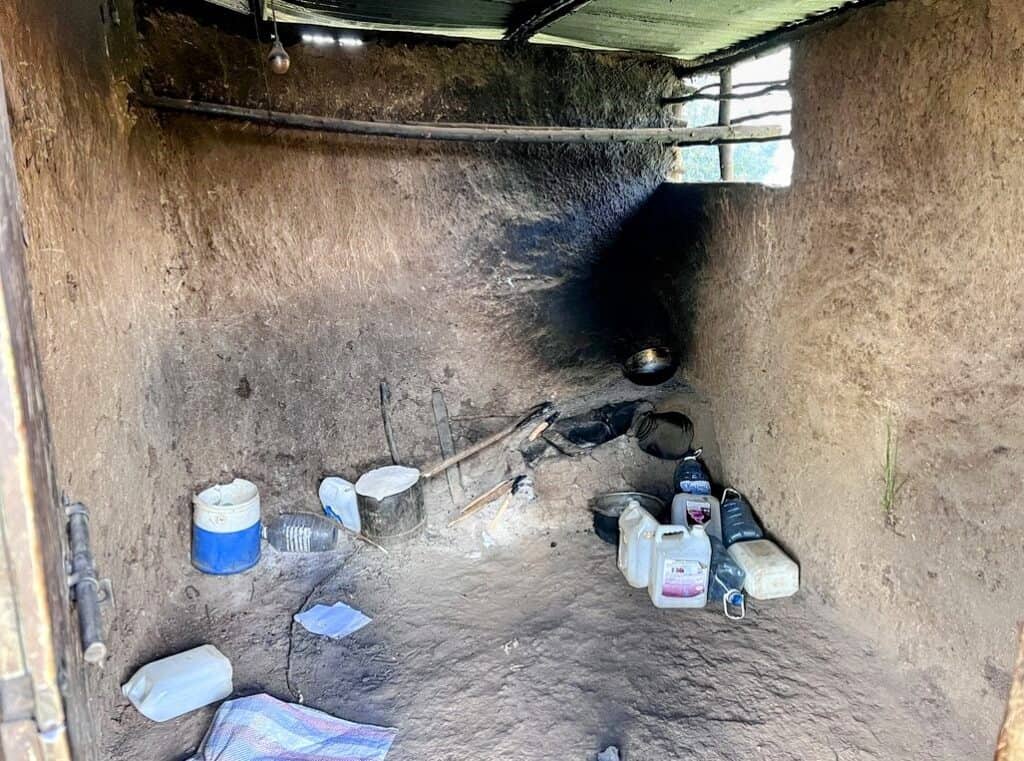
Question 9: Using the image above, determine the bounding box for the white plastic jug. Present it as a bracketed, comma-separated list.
[617, 500, 659, 588]
[122, 644, 232, 722]
[319, 476, 360, 533]
[670, 493, 722, 539]
[727, 539, 799, 600]
[648, 524, 711, 608]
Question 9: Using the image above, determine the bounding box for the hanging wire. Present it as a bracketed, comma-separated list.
[269, 0, 280, 37]
[250, 1, 273, 112]
[265, 0, 291, 76]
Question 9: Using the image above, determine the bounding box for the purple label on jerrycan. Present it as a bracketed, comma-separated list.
[661, 559, 705, 598]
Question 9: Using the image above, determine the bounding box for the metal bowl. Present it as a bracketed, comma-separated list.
[622, 346, 678, 386]
[590, 491, 665, 518]
[589, 491, 665, 545]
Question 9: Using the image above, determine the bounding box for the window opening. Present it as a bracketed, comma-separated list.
[666, 47, 793, 187]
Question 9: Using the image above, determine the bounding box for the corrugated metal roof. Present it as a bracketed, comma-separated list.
[535, 0, 854, 57]
[266, 0, 530, 40]
[250, 0, 864, 59]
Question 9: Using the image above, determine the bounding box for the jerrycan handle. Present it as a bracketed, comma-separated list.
[723, 589, 746, 620]
[721, 487, 741, 501]
[653, 524, 690, 544]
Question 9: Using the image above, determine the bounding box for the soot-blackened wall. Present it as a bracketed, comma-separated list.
[3, 1, 678, 751]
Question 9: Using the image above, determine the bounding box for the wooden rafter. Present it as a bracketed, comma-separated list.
[504, 0, 594, 44]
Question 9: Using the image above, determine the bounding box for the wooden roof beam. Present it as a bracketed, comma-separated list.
[504, 0, 594, 44]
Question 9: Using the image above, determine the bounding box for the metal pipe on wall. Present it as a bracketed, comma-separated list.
[66, 503, 107, 665]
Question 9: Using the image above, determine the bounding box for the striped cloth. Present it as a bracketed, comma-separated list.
[190, 694, 396, 761]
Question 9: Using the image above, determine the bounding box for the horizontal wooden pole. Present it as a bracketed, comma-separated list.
[133, 94, 787, 146]
[663, 83, 790, 105]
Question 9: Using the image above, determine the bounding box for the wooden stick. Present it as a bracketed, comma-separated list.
[686, 78, 787, 97]
[487, 493, 513, 532]
[379, 380, 400, 465]
[423, 421, 522, 479]
[448, 479, 515, 527]
[336, 523, 389, 554]
[718, 67, 734, 182]
[504, 0, 594, 43]
[459, 479, 514, 515]
[422, 403, 550, 479]
[730, 109, 792, 125]
[135, 95, 786, 146]
[663, 83, 790, 104]
[996, 623, 1024, 761]
[527, 420, 552, 442]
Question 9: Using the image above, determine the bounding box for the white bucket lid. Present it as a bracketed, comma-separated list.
[193, 479, 260, 533]
[355, 466, 421, 501]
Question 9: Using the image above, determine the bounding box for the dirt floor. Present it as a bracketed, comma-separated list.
[107, 532, 977, 761]
[99, 381, 977, 761]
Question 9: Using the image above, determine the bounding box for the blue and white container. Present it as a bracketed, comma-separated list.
[318, 476, 360, 534]
[192, 479, 261, 574]
[720, 487, 763, 547]
[673, 448, 712, 495]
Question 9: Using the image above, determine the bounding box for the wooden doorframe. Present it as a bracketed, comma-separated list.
[0, 50, 84, 761]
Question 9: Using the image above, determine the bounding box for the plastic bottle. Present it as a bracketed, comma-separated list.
[728, 539, 799, 600]
[648, 524, 711, 608]
[319, 476, 360, 533]
[707, 535, 746, 618]
[673, 448, 711, 495]
[264, 513, 341, 553]
[720, 487, 764, 546]
[670, 492, 722, 539]
[617, 500, 659, 588]
[121, 644, 232, 722]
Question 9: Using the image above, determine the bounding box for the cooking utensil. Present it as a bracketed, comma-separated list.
[622, 346, 678, 386]
[589, 491, 665, 545]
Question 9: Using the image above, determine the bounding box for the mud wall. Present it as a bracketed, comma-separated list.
[688, 0, 1024, 739]
[2, 3, 674, 753]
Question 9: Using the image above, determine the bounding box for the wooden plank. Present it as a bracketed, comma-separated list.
[0, 52, 76, 761]
[135, 95, 787, 146]
[504, 0, 595, 44]
[431, 389, 465, 505]
[996, 624, 1024, 761]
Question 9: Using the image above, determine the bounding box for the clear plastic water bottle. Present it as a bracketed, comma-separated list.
[264, 513, 341, 553]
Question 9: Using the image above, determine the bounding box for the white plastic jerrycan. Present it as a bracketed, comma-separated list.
[319, 476, 360, 533]
[727, 539, 799, 600]
[618, 500, 659, 588]
[648, 524, 712, 608]
[122, 644, 232, 722]
[670, 493, 722, 539]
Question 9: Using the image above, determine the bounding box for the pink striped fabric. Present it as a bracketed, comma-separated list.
[190, 694, 396, 761]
